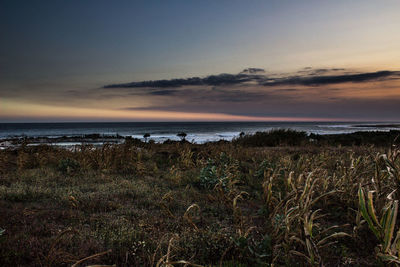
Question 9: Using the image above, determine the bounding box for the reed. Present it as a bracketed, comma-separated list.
[0, 138, 399, 266]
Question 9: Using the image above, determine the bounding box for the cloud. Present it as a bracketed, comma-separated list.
[275, 88, 299, 92]
[99, 67, 400, 120]
[103, 68, 267, 89]
[240, 68, 265, 74]
[103, 68, 400, 90]
[104, 73, 261, 88]
[148, 89, 179, 96]
[295, 67, 346, 76]
[264, 70, 400, 86]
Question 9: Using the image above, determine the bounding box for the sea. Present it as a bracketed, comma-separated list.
[1, 121, 400, 144]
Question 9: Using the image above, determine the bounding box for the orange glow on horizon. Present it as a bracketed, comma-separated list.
[0, 99, 349, 122]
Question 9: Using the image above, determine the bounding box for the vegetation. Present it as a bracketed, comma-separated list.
[144, 133, 151, 143]
[0, 130, 399, 266]
[233, 129, 309, 147]
[310, 130, 400, 147]
[232, 129, 400, 147]
[177, 132, 187, 141]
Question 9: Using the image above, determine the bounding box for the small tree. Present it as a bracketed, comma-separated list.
[143, 133, 150, 143]
[177, 132, 187, 141]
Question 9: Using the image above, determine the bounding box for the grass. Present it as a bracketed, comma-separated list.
[0, 131, 399, 266]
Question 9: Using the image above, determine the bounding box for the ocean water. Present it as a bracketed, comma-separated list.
[0, 121, 399, 144]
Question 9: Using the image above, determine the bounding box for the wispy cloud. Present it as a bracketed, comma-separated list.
[103, 68, 400, 89]
[5, 67, 399, 121]
[98, 67, 400, 120]
[263, 70, 400, 86]
[240, 68, 266, 74]
[148, 89, 179, 96]
[104, 72, 264, 88]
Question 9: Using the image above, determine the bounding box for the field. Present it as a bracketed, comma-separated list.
[1, 130, 400, 266]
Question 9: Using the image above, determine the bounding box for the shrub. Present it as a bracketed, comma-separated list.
[233, 129, 309, 147]
[57, 158, 80, 175]
[177, 132, 187, 141]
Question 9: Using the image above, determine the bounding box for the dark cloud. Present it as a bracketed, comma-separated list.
[264, 70, 400, 86]
[240, 68, 265, 74]
[148, 89, 179, 96]
[104, 72, 263, 88]
[103, 68, 268, 89]
[275, 88, 299, 92]
[102, 68, 400, 120]
[296, 67, 346, 75]
[103, 68, 400, 90]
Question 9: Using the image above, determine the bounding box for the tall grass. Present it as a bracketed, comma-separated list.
[0, 136, 399, 266]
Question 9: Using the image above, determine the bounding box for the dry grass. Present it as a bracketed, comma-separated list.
[0, 138, 399, 266]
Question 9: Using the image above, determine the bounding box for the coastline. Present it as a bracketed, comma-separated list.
[1, 129, 399, 149]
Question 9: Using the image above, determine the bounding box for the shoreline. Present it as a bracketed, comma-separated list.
[352, 124, 400, 128]
[1, 129, 399, 149]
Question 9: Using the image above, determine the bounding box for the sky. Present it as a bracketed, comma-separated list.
[1, 0, 400, 122]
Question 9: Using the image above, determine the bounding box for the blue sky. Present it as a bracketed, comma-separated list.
[1, 1, 400, 121]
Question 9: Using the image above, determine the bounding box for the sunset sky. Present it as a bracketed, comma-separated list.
[1, 0, 400, 122]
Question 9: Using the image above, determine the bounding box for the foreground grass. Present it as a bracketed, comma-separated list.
[0, 134, 399, 266]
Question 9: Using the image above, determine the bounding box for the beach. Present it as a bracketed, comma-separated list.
[1, 121, 400, 146]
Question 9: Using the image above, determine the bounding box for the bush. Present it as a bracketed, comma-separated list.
[233, 129, 309, 147]
[310, 130, 400, 146]
[57, 158, 80, 175]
